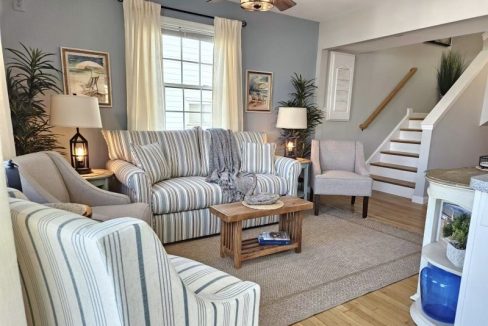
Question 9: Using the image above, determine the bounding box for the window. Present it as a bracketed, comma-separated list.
[162, 18, 214, 130]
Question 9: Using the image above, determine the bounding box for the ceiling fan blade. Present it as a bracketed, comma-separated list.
[274, 0, 297, 11]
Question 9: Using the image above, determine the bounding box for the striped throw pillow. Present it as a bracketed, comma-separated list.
[130, 142, 170, 183]
[240, 142, 276, 175]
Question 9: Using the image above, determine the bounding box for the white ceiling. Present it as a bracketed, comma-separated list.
[227, 0, 394, 22]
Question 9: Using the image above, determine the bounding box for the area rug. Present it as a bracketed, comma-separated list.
[165, 206, 422, 326]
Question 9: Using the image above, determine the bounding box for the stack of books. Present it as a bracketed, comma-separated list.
[258, 231, 291, 245]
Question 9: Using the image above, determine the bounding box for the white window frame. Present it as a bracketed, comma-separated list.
[161, 17, 215, 130]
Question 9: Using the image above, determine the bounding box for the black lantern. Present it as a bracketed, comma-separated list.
[70, 128, 91, 174]
[284, 137, 298, 159]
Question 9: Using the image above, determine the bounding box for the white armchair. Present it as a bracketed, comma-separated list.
[9, 197, 260, 326]
[13, 151, 152, 224]
[311, 140, 373, 218]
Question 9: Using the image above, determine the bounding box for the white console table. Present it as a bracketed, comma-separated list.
[410, 168, 488, 326]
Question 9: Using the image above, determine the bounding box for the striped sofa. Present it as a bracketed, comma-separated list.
[102, 128, 301, 243]
[10, 196, 260, 326]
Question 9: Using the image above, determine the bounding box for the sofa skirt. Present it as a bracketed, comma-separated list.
[154, 208, 279, 244]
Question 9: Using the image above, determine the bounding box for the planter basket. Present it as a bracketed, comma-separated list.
[446, 242, 465, 268]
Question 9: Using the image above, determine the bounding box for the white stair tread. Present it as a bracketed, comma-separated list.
[371, 174, 415, 188]
[370, 162, 417, 173]
[380, 150, 419, 158]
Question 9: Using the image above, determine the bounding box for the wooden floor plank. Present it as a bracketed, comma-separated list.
[293, 191, 426, 325]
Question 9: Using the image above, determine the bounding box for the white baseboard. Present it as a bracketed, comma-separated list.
[411, 195, 427, 205]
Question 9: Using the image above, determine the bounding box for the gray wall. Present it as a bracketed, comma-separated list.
[1, 0, 319, 166]
[315, 34, 483, 158]
[428, 64, 488, 170]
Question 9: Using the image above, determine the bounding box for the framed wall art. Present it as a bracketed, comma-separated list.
[60, 47, 112, 107]
[246, 70, 273, 112]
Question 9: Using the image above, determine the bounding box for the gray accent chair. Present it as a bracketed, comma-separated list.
[13, 151, 152, 224]
[311, 140, 373, 218]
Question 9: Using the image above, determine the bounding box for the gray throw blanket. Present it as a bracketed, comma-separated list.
[206, 129, 255, 202]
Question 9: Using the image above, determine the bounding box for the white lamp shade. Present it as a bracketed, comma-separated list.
[276, 107, 307, 129]
[50, 95, 102, 128]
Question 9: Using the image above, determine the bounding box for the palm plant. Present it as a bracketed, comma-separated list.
[6, 43, 63, 155]
[437, 51, 465, 99]
[278, 73, 324, 158]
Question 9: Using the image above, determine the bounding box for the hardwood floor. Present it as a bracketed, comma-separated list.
[294, 191, 426, 326]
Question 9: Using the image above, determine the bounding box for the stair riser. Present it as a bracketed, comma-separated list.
[408, 120, 422, 129]
[380, 153, 418, 167]
[370, 165, 417, 183]
[373, 181, 415, 198]
[389, 142, 421, 153]
[399, 130, 422, 141]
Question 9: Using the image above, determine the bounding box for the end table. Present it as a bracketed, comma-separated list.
[81, 169, 113, 191]
[296, 158, 312, 201]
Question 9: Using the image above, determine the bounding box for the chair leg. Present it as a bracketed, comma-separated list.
[362, 196, 369, 218]
[314, 195, 320, 216]
[351, 196, 356, 205]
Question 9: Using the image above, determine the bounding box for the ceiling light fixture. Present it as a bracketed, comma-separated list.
[240, 0, 274, 12]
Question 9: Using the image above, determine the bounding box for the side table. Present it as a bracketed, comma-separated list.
[296, 158, 312, 201]
[81, 169, 113, 191]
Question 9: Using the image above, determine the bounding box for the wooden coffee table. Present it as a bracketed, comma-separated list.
[210, 196, 313, 268]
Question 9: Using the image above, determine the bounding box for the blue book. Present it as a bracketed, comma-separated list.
[258, 231, 291, 245]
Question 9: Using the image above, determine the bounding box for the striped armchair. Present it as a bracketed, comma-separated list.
[10, 197, 260, 326]
[103, 128, 301, 243]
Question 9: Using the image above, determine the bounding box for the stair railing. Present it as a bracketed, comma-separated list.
[359, 67, 418, 131]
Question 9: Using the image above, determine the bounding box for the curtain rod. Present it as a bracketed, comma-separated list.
[117, 0, 247, 27]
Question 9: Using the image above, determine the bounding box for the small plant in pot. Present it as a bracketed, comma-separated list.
[442, 213, 470, 268]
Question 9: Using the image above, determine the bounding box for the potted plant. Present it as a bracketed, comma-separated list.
[6, 43, 63, 155]
[437, 51, 465, 100]
[278, 73, 324, 158]
[442, 213, 470, 268]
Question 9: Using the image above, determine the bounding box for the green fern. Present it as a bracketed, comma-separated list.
[278, 73, 324, 158]
[6, 43, 63, 155]
[442, 213, 470, 250]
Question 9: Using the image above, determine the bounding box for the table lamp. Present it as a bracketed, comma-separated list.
[50, 95, 102, 174]
[276, 107, 307, 158]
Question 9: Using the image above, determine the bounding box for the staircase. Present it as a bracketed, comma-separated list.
[367, 109, 427, 199]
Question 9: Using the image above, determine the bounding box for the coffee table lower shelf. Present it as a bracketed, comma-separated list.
[239, 238, 299, 260]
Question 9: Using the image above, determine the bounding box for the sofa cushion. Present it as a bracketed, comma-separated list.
[200, 130, 267, 176]
[240, 143, 276, 175]
[102, 128, 204, 177]
[130, 142, 171, 183]
[152, 176, 223, 214]
[151, 174, 287, 214]
[315, 170, 372, 196]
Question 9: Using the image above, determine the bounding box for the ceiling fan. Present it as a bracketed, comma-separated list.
[207, 0, 297, 12]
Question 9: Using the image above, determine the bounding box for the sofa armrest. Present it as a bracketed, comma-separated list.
[275, 156, 301, 196]
[107, 160, 152, 205]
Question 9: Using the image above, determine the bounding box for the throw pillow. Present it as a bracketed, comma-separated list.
[240, 142, 276, 175]
[130, 142, 170, 183]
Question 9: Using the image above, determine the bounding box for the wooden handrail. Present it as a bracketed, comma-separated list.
[359, 67, 418, 131]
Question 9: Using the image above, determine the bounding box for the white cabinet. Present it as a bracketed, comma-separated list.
[410, 169, 488, 326]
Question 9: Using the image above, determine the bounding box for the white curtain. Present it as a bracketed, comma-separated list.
[0, 29, 27, 325]
[0, 32, 16, 159]
[123, 0, 165, 130]
[213, 17, 243, 131]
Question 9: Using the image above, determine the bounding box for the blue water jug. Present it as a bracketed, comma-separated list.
[420, 264, 461, 323]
